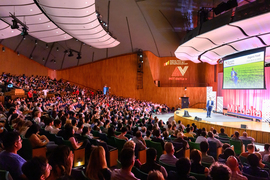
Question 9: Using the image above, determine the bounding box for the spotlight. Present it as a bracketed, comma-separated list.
[185, 87, 187, 91]
[2, 47, 5, 52]
[68, 50, 73, 57]
[64, 50, 68, 54]
[30, 55, 33, 59]
[42, 57, 45, 61]
[46, 44, 48, 48]
[11, 20, 19, 29]
[23, 36, 26, 40]
[54, 60, 56, 63]
[56, 47, 59, 51]
[17, 51, 20, 56]
[35, 40, 38, 45]
[77, 53, 81, 60]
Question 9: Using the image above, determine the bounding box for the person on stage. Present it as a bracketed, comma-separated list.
[103, 85, 109, 95]
[206, 97, 214, 118]
[231, 68, 236, 81]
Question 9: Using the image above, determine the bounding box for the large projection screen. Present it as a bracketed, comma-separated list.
[223, 48, 265, 89]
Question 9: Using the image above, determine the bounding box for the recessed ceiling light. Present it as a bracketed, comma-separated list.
[11, 31, 13, 33]
[85, 2, 88, 4]
[39, 18, 41, 20]
[56, 31, 58, 33]
[64, 36, 66, 38]
[86, 11, 88, 13]
[48, 25, 50, 27]
[30, 9, 33, 11]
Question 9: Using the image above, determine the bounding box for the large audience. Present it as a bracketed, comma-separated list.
[0, 73, 269, 180]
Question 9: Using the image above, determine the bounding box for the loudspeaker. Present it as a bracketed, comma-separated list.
[241, 124, 247, 129]
[183, 110, 191, 117]
[154, 80, 160, 87]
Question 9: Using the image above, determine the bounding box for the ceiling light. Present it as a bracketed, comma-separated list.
[68, 50, 73, 57]
[11, 30, 14, 33]
[48, 25, 50, 27]
[11, 20, 19, 29]
[17, 51, 20, 56]
[30, 9, 33, 11]
[77, 53, 81, 60]
[39, 18, 41, 20]
[54, 60, 56, 63]
[35, 40, 38, 45]
[46, 44, 48, 48]
[56, 47, 59, 51]
[30, 55, 33, 59]
[42, 57, 45, 61]
[2, 47, 5, 52]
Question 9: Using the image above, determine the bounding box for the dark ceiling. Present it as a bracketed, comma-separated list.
[0, 0, 250, 70]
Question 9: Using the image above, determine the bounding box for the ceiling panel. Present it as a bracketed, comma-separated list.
[37, 0, 120, 48]
[212, 45, 237, 57]
[0, 1, 72, 42]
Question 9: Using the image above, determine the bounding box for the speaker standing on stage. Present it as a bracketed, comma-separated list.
[206, 97, 214, 118]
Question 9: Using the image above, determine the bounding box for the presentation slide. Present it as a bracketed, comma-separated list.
[223, 50, 265, 89]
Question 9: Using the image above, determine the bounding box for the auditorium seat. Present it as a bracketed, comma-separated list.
[63, 140, 85, 167]
[208, 141, 222, 160]
[190, 172, 208, 180]
[149, 141, 164, 161]
[132, 167, 148, 180]
[17, 138, 46, 160]
[242, 172, 268, 180]
[229, 139, 244, 155]
[0, 170, 13, 180]
[172, 141, 190, 159]
[97, 140, 118, 167]
[115, 138, 126, 156]
[107, 136, 116, 147]
[189, 141, 200, 151]
[159, 160, 177, 173]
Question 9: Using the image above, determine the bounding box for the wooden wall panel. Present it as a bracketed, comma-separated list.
[56, 52, 210, 108]
[0, 45, 51, 77]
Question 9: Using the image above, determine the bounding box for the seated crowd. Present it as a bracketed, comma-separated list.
[0, 73, 269, 180]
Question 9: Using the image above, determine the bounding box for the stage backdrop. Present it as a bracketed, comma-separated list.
[218, 67, 270, 120]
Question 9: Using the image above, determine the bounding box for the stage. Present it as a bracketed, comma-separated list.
[173, 108, 270, 144]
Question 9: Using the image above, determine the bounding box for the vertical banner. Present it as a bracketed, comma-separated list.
[217, 96, 223, 113]
[206, 86, 213, 103]
[211, 91, 217, 111]
[262, 100, 270, 122]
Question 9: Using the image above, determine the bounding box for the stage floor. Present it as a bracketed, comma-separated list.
[175, 108, 270, 132]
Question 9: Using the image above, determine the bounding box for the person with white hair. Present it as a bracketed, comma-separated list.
[239, 132, 255, 143]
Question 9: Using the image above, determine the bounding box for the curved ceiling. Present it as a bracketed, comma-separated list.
[175, 0, 270, 65]
[0, 0, 254, 69]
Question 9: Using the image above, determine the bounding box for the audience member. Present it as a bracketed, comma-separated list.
[167, 158, 196, 180]
[195, 131, 207, 144]
[86, 146, 111, 180]
[190, 149, 209, 176]
[173, 132, 189, 149]
[219, 128, 228, 137]
[132, 131, 146, 151]
[0, 131, 26, 180]
[111, 148, 139, 180]
[117, 127, 128, 141]
[140, 148, 167, 178]
[147, 170, 165, 180]
[144, 130, 151, 140]
[47, 145, 74, 180]
[200, 141, 215, 164]
[243, 153, 269, 178]
[151, 130, 165, 150]
[239, 132, 255, 143]
[261, 143, 270, 161]
[159, 142, 178, 166]
[209, 162, 231, 180]
[226, 156, 247, 180]
[22, 156, 52, 180]
[207, 131, 222, 148]
[240, 144, 255, 158]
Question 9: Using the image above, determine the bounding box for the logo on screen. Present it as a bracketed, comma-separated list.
[172, 66, 188, 76]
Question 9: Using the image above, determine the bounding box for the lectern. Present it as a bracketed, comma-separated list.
[181, 97, 189, 108]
